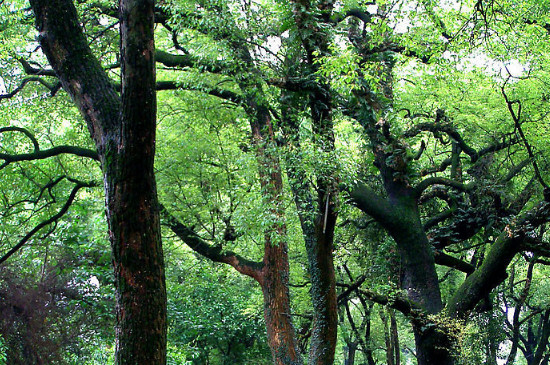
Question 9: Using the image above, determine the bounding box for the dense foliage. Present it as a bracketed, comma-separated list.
[2, 0, 550, 364]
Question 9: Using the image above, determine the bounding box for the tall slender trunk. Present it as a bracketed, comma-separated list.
[251, 102, 303, 365]
[280, 91, 338, 365]
[390, 309, 400, 365]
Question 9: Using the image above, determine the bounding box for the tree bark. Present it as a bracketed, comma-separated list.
[29, 0, 167, 363]
[250, 102, 303, 365]
[350, 185, 454, 365]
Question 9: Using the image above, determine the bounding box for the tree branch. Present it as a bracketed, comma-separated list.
[0, 178, 97, 265]
[160, 204, 263, 282]
[433, 250, 475, 274]
[155, 49, 226, 74]
[155, 81, 244, 105]
[357, 288, 424, 319]
[502, 81, 549, 191]
[1, 145, 99, 169]
[345, 182, 396, 230]
[447, 201, 550, 318]
[0, 76, 57, 100]
[414, 177, 472, 198]
[0, 127, 40, 151]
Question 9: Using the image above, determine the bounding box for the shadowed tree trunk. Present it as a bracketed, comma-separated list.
[29, 0, 167, 363]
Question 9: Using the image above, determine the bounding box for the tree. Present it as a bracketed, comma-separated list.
[11, 0, 167, 363]
[3, 0, 550, 364]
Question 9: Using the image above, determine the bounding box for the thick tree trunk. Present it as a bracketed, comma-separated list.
[108, 1, 167, 363]
[351, 184, 454, 364]
[413, 327, 455, 365]
[387, 199, 453, 365]
[29, 0, 167, 363]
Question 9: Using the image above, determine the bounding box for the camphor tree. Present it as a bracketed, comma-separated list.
[1, 0, 166, 363]
[2, 0, 550, 364]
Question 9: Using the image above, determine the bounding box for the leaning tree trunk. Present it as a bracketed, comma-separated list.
[29, 0, 167, 363]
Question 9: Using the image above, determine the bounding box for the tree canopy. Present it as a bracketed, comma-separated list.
[1, 0, 550, 364]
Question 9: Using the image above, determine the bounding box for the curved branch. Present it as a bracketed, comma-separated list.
[1, 145, 99, 170]
[0, 127, 40, 151]
[414, 177, 472, 198]
[345, 182, 395, 229]
[405, 121, 478, 160]
[160, 204, 263, 282]
[0, 76, 56, 100]
[331, 8, 373, 24]
[0, 179, 98, 265]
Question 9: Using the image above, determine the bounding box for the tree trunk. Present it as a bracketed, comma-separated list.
[260, 242, 303, 365]
[29, 0, 167, 363]
[280, 85, 338, 365]
[380, 308, 395, 365]
[110, 1, 167, 363]
[390, 309, 400, 365]
[350, 184, 455, 364]
[251, 102, 303, 365]
[343, 342, 357, 365]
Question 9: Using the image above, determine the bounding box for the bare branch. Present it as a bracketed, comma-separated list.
[1, 146, 99, 169]
[0, 127, 40, 151]
[18, 58, 57, 77]
[501, 81, 549, 191]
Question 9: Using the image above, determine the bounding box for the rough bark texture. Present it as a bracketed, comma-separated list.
[261, 239, 303, 365]
[251, 102, 303, 365]
[29, 0, 167, 363]
[281, 92, 338, 365]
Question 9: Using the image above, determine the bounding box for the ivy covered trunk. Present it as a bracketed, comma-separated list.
[29, 0, 167, 363]
[280, 88, 338, 365]
[350, 123, 457, 364]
